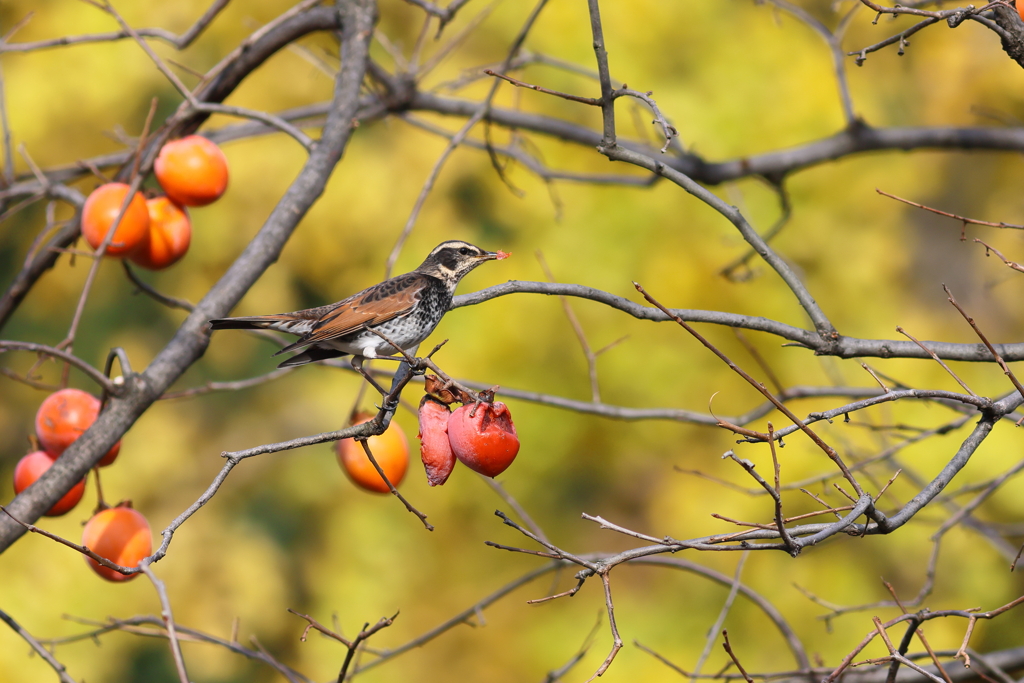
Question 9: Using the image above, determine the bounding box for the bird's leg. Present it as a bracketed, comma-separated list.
[351, 356, 390, 396]
[366, 329, 428, 374]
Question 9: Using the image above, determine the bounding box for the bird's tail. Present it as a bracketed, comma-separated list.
[208, 316, 275, 331]
[208, 315, 317, 335]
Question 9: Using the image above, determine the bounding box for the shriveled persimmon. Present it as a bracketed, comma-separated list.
[154, 135, 229, 207]
[82, 506, 152, 582]
[81, 183, 150, 256]
[35, 388, 121, 466]
[13, 450, 86, 516]
[337, 413, 409, 493]
[447, 401, 520, 478]
[130, 197, 191, 270]
[417, 397, 456, 486]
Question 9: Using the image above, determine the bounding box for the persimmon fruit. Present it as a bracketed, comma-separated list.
[447, 402, 520, 477]
[130, 197, 191, 270]
[82, 506, 152, 582]
[81, 183, 150, 256]
[35, 388, 121, 466]
[155, 135, 229, 207]
[417, 397, 456, 486]
[13, 450, 86, 516]
[337, 414, 409, 493]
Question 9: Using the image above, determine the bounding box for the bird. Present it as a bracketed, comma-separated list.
[208, 240, 510, 378]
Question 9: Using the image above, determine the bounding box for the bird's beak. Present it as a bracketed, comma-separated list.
[484, 250, 511, 261]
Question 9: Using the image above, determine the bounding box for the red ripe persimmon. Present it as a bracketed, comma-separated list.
[447, 402, 520, 478]
[13, 451, 86, 516]
[35, 389, 121, 466]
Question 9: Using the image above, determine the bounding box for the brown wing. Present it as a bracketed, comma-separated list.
[278, 273, 430, 353]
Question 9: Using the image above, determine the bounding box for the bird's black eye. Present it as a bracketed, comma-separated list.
[459, 247, 471, 255]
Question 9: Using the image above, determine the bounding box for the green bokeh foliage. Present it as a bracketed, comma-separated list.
[1, 0, 1024, 681]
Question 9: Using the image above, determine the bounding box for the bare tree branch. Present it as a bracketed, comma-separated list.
[0, 0, 379, 553]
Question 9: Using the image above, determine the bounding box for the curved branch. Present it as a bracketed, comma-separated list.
[413, 90, 1024, 183]
[0, 0, 379, 555]
[874, 413, 999, 532]
[0, 4, 343, 333]
[0, 340, 119, 394]
[16, 98, 1024, 204]
[454, 280, 1024, 361]
[0, 184, 84, 328]
[630, 557, 810, 672]
[0, 608, 77, 683]
[0, 0, 229, 53]
[352, 563, 560, 674]
[453, 280, 819, 343]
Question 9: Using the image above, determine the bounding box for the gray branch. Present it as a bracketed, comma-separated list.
[454, 280, 1024, 361]
[0, 5, 346, 332]
[0, 0, 379, 555]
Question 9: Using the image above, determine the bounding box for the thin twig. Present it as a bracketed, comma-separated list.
[897, 326, 976, 396]
[882, 580, 953, 683]
[482, 477, 550, 545]
[360, 440, 433, 531]
[975, 239, 1024, 274]
[140, 563, 190, 683]
[877, 189, 1024, 231]
[0, 340, 119, 394]
[1, 0, 228, 53]
[537, 251, 602, 402]
[943, 285, 1024, 401]
[721, 630, 754, 683]
[584, 573, 623, 682]
[384, 0, 551, 276]
[484, 69, 600, 105]
[0, 608, 78, 683]
[123, 261, 196, 312]
[693, 553, 749, 680]
[634, 282, 864, 497]
[0, 504, 142, 578]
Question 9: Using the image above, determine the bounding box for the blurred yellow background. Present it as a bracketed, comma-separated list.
[1, 0, 1023, 681]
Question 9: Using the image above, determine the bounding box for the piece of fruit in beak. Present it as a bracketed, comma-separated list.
[494, 250, 511, 260]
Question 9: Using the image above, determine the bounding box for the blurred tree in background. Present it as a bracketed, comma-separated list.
[1, 0, 1023, 681]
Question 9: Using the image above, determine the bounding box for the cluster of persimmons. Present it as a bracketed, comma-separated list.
[12, 135, 230, 582]
[81, 135, 229, 269]
[337, 377, 521, 493]
[15, 388, 150, 581]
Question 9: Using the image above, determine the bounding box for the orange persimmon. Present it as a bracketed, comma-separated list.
[130, 197, 191, 270]
[82, 506, 152, 582]
[154, 135, 229, 207]
[81, 183, 150, 256]
[336, 414, 409, 493]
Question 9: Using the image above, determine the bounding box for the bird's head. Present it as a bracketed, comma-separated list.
[416, 240, 510, 285]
